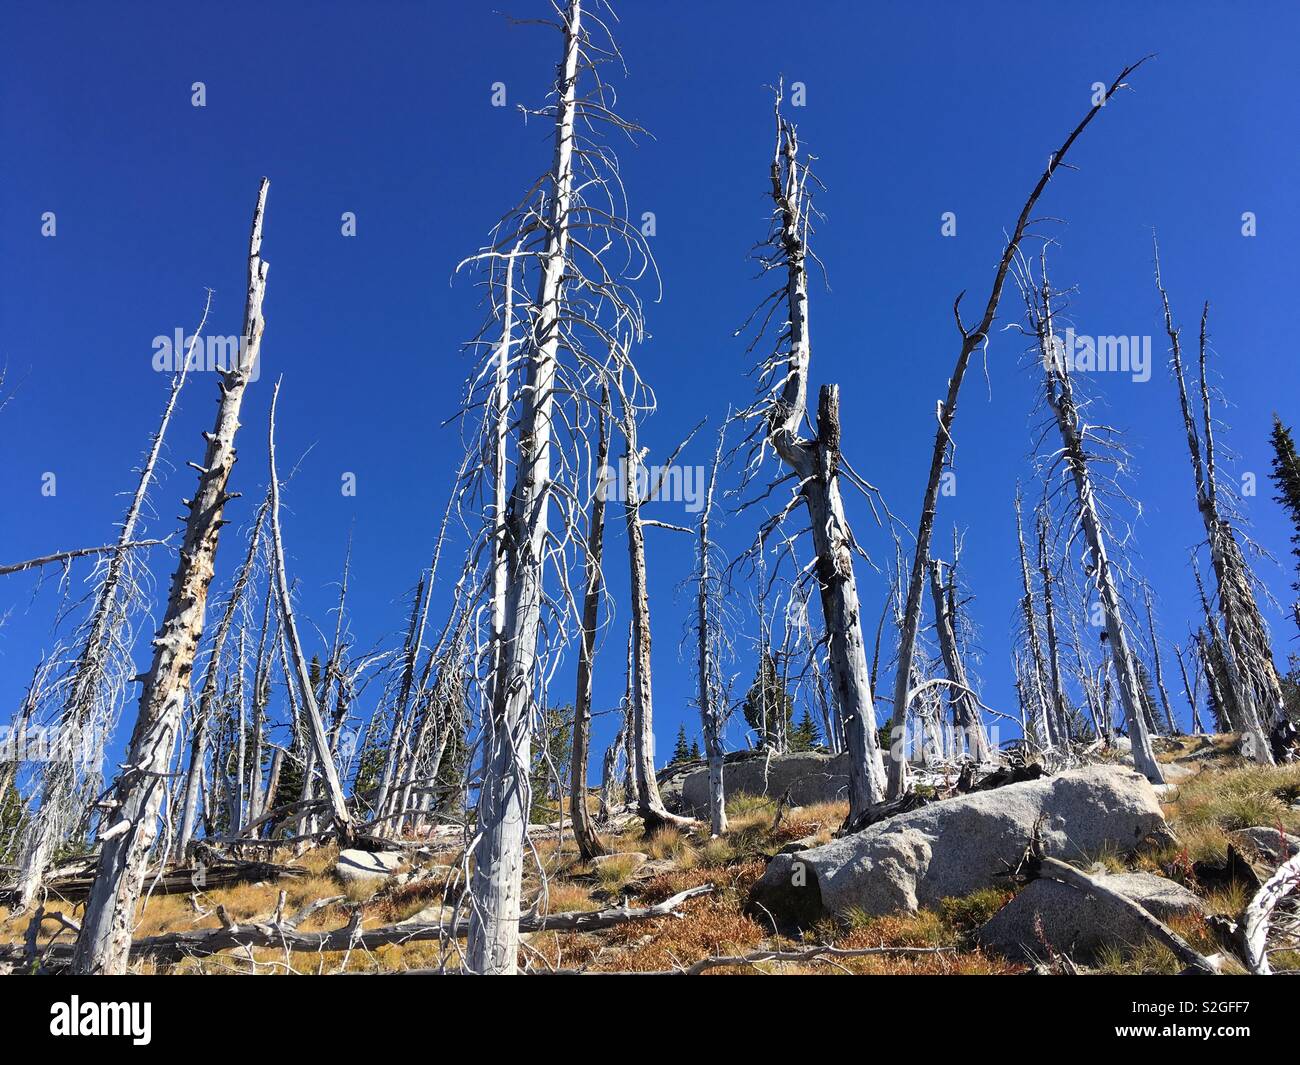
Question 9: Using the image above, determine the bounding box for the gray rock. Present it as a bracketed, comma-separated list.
[664, 750, 851, 816]
[590, 852, 648, 875]
[979, 871, 1204, 963]
[336, 848, 405, 883]
[1230, 827, 1300, 867]
[748, 765, 1167, 926]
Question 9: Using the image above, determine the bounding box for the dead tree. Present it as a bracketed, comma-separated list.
[694, 426, 731, 836]
[620, 406, 696, 830]
[70, 180, 270, 975]
[736, 88, 887, 825]
[926, 551, 990, 762]
[459, 0, 653, 973]
[14, 296, 211, 910]
[1017, 254, 1163, 784]
[1174, 640, 1205, 735]
[177, 492, 268, 852]
[569, 397, 609, 860]
[886, 60, 1149, 798]
[1014, 488, 1056, 749]
[1142, 584, 1179, 735]
[1036, 500, 1072, 743]
[1155, 245, 1282, 761]
[266, 382, 352, 839]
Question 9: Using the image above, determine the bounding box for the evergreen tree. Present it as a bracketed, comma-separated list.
[689, 739, 702, 761]
[790, 706, 820, 752]
[0, 766, 29, 864]
[742, 652, 795, 750]
[529, 703, 573, 820]
[1268, 414, 1300, 607]
[671, 724, 691, 764]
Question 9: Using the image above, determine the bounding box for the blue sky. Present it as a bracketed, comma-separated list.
[2, 1, 1298, 775]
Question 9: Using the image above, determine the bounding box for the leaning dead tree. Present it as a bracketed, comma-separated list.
[569, 395, 610, 860]
[266, 382, 353, 839]
[1016, 252, 1163, 784]
[736, 85, 887, 825]
[71, 179, 271, 975]
[693, 425, 732, 836]
[14, 295, 211, 910]
[176, 491, 269, 852]
[885, 58, 1150, 799]
[1014, 487, 1057, 750]
[1154, 243, 1283, 762]
[454, 0, 654, 973]
[620, 403, 698, 831]
[926, 534, 990, 762]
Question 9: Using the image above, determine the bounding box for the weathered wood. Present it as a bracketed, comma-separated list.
[1035, 856, 1216, 974]
[571, 393, 610, 860]
[71, 180, 271, 975]
[886, 59, 1150, 799]
[6, 885, 714, 968]
[1241, 848, 1300, 975]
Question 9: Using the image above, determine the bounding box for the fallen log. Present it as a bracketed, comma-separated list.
[0, 856, 304, 905]
[1241, 848, 1300, 975]
[1034, 856, 1218, 974]
[4, 884, 715, 968]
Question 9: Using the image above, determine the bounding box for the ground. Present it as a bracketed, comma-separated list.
[2, 735, 1297, 974]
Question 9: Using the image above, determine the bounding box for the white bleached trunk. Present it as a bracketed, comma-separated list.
[466, 0, 581, 976]
[71, 180, 270, 974]
[266, 382, 353, 838]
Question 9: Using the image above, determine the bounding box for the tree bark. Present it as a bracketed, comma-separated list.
[70, 180, 270, 975]
[1031, 269, 1164, 784]
[622, 415, 693, 831]
[178, 495, 268, 852]
[266, 382, 354, 840]
[570, 399, 609, 860]
[886, 61, 1146, 798]
[467, 0, 581, 976]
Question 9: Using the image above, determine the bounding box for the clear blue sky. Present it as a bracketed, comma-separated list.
[2, 1, 1297, 774]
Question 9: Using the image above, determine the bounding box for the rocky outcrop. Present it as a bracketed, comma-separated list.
[748, 765, 1168, 926]
[336, 848, 405, 883]
[978, 870, 1204, 963]
[660, 750, 851, 816]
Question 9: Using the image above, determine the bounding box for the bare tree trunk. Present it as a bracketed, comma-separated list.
[570, 400, 609, 860]
[697, 429, 729, 836]
[1174, 642, 1204, 736]
[1156, 257, 1277, 761]
[267, 382, 353, 838]
[1028, 266, 1163, 784]
[885, 62, 1146, 798]
[1143, 586, 1179, 736]
[467, 0, 581, 975]
[927, 558, 989, 761]
[1015, 490, 1056, 748]
[622, 415, 692, 831]
[748, 103, 888, 821]
[178, 494, 268, 851]
[16, 297, 212, 910]
[1036, 505, 1072, 744]
[70, 180, 271, 974]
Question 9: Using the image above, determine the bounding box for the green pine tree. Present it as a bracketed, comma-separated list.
[1268, 414, 1300, 609]
[530, 703, 573, 820]
[0, 766, 29, 864]
[790, 706, 820, 752]
[742, 652, 795, 749]
[671, 724, 691, 764]
[689, 739, 702, 761]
